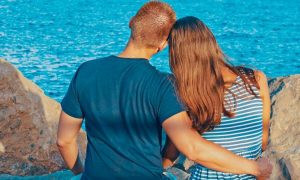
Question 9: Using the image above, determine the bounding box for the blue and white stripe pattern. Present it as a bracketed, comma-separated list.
[189, 75, 263, 180]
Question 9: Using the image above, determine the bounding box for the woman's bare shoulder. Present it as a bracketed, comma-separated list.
[254, 70, 269, 98]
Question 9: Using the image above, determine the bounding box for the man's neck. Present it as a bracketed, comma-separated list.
[118, 39, 155, 60]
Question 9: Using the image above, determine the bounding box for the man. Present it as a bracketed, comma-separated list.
[57, 1, 272, 179]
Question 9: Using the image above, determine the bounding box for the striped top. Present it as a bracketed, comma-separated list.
[189, 75, 263, 180]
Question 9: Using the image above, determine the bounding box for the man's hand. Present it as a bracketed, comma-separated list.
[256, 157, 273, 179]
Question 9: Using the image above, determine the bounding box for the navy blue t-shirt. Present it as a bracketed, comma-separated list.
[61, 55, 184, 179]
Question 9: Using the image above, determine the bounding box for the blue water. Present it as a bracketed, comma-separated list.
[1, 0, 300, 102]
[0, 0, 299, 178]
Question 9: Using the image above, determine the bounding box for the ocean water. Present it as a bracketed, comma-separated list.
[1, 0, 299, 102]
[0, 0, 299, 178]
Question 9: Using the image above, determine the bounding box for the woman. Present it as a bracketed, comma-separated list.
[162, 16, 270, 179]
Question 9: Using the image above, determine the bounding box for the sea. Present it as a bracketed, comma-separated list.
[0, 0, 299, 179]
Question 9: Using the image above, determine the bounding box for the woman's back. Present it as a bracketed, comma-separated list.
[190, 75, 263, 180]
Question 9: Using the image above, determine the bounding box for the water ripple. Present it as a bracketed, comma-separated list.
[0, 0, 299, 101]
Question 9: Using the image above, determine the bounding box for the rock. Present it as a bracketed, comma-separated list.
[165, 166, 190, 180]
[0, 59, 87, 176]
[172, 75, 300, 180]
[263, 75, 300, 180]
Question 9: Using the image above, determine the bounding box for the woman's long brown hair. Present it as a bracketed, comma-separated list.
[168, 16, 260, 133]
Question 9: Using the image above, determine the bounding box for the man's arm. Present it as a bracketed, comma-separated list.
[162, 111, 272, 177]
[56, 111, 84, 175]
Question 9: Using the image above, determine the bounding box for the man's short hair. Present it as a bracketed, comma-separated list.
[130, 1, 176, 48]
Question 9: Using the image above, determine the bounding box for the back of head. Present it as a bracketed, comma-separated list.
[168, 16, 260, 133]
[130, 1, 176, 48]
[168, 16, 226, 133]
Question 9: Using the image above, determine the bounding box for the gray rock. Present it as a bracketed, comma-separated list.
[263, 75, 300, 180]
[165, 166, 190, 180]
[0, 59, 87, 176]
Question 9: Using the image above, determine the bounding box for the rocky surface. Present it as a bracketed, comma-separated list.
[168, 74, 300, 180]
[0, 59, 87, 176]
[264, 75, 300, 180]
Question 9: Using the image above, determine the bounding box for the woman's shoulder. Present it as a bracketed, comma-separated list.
[235, 66, 268, 87]
[254, 70, 267, 84]
[254, 70, 269, 98]
[235, 66, 267, 81]
[235, 66, 255, 77]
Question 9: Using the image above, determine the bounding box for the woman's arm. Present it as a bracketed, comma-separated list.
[162, 136, 180, 168]
[255, 71, 271, 151]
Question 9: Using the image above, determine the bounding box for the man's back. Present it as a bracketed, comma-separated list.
[61, 55, 183, 179]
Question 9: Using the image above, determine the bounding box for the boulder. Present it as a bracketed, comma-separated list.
[0, 59, 87, 176]
[263, 75, 300, 180]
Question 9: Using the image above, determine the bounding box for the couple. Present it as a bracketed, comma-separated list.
[57, 1, 272, 180]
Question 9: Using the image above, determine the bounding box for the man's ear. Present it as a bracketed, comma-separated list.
[157, 40, 168, 52]
[129, 16, 135, 28]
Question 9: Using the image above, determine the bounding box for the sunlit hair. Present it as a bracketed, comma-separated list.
[130, 1, 176, 48]
[169, 16, 260, 133]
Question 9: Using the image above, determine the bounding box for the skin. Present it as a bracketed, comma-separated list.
[57, 112, 84, 175]
[57, 30, 272, 177]
[162, 67, 271, 178]
[255, 70, 271, 151]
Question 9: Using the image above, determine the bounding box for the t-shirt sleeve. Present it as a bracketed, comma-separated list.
[60, 68, 83, 118]
[157, 76, 186, 124]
